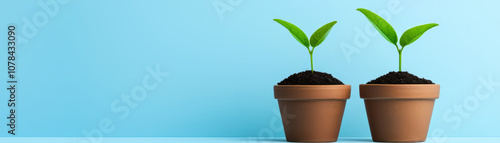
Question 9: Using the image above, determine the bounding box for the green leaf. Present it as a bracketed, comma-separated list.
[400, 23, 439, 48]
[357, 8, 398, 45]
[310, 21, 337, 48]
[273, 19, 310, 48]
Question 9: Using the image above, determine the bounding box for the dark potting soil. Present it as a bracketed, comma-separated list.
[277, 70, 344, 85]
[367, 71, 434, 84]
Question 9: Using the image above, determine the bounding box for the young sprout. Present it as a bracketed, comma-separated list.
[357, 8, 438, 71]
[274, 19, 337, 73]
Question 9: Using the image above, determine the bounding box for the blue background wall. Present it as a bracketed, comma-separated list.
[1, 0, 499, 137]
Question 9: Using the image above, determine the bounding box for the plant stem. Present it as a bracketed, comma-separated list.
[398, 51, 402, 71]
[396, 45, 402, 72]
[309, 51, 314, 73]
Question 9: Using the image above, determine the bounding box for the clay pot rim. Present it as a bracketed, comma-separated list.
[359, 84, 440, 99]
[274, 84, 351, 88]
[274, 85, 351, 100]
[359, 84, 439, 86]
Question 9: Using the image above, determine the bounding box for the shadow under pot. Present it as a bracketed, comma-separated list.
[360, 84, 440, 142]
[274, 85, 351, 142]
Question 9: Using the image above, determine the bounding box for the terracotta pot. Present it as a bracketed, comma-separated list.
[359, 84, 440, 142]
[274, 85, 351, 142]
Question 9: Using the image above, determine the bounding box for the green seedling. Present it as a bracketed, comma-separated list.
[357, 8, 438, 71]
[274, 19, 337, 73]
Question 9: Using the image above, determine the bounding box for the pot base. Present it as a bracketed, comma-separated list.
[278, 99, 346, 142]
[365, 99, 435, 142]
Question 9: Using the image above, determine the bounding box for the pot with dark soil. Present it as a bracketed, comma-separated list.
[357, 9, 440, 142]
[273, 19, 350, 142]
